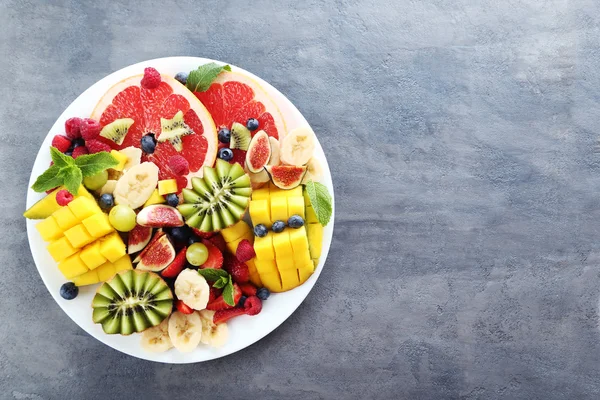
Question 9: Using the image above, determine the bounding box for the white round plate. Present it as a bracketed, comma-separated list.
[25, 57, 334, 363]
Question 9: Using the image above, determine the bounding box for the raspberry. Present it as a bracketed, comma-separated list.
[64, 117, 83, 139]
[72, 146, 89, 158]
[169, 155, 189, 176]
[80, 118, 101, 140]
[51, 135, 72, 153]
[56, 190, 74, 206]
[236, 239, 256, 262]
[224, 254, 250, 283]
[86, 139, 111, 153]
[243, 295, 262, 316]
[140, 67, 161, 89]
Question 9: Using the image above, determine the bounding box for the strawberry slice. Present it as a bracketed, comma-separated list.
[238, 282, 257, 297]
[175, 299, 194, 314]
[223, 254, 250, 283]
[213, 308, 246, 324]
[161, 247, 187, 278]
[206, 283, 242, 311]
[209, 286, 222, 303]
[207, 234, 227, 253]
[199, 240, 223, 269]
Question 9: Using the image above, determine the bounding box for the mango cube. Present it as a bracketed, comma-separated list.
[254, 234, 275, 260]
[280, 268, 300, 291]
[246, 259, 263, 287]
[144, 189, 165, 207]
[110, 150, 129, 171]
[305, 205, 319, 224]
[113, 255, 133, 273]
[64, 224, 95, 248]
[226, 233, 254, 256]
[99, 232, 126, 263]
[36, 216, 63, 242]
[79, 241, 107, 270]
[270, 197, 288, 222]
[259, 271, 283, 292]
[249, 199, 271, 226]
[82, 213, 114, 238]
[298, 267, 313, 284]
[287, 197, 305, 218]
[289, 227, 311, 259]
[252, 187, 270, 201]
[221, 220, 252, 243]
[254, 259, 279, 276]
[53, 207, 79, 231]
[73, 269, 100, 286]
[96, 261, 117, 282]
[273, 230, 293, 259]
[158, 179, 178, 195]
[47, 237, 78, 262]
[276, 256, 296, 271]
[68, 197, 101, 221]
[57, 253, 89, 279]
[307, 223, 323, 260]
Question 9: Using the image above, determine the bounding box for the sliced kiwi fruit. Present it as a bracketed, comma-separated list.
[230, 122, 252, 151]
[91, 270, 173, 335]
[178, 159, 252, 232]
[158, 110, 194, 151]
[100, 118, 134, 145]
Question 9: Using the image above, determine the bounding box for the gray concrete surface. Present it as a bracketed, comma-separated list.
[2, 0, 600, 398]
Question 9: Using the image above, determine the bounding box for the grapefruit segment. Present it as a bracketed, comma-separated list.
[91, 74, 217, 183]
[194, 71, 285, 141]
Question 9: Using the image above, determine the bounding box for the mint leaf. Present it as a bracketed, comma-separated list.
[213, 276, 228, 289]
[61, 166, 82, 195]
[305, 180, 333, 226]
[186, 63, 232, 92]
[222, 277, 235, 307]
[31, 165, 63, 193]
[50, 146, 74, 168]
[75, 151, 119, 177]
[197, 268, 229, 282]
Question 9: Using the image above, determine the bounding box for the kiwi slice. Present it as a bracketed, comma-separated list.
[158, 110, 194, 151]
[230, 122, 252, 151]
[91, 270, 173, 335]
[100, 118, 134, 145]
[178, 159, 252, 232]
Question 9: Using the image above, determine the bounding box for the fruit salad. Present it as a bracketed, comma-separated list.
[24, 63, 332, 354]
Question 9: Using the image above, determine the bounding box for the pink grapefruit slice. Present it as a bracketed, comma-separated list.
[194, 70, 286, 140]
[91, 74, 218, 185]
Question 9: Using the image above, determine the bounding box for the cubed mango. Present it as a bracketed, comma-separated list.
[254, 234, 275, 260]
[68, 197, 101, 221]
[36, 216, 63, 242]
[73, 269, 99, 286]
[82, 213, 114, 238]
[254, 259, 279, 276]
[287, 197, 305, 218]
[79, 241, 107, 270]
[289, 226, 311, 259]
[280, 268, 300, 291]
[57, 253, 89, 279]
[252, 187, 270, 201]
[158, 179, 178, 195]
[272, 230, 293, 259]
[47, 237, 78, 262]
[96, 261, 117, 282]
[99, 232, 126, 263]
[112, 255, 133, 273]
[221, 220, 252, 243]
[259, 272, 283, 293]
[53, 207, 79, 231]
[270, 197, 288, 222]
[110, 150, 129, 171]
[249, 199, 271, 226]
[144, 189, 165, 207]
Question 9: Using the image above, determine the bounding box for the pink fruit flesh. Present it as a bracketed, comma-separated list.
[266, 165, 306, 189]
[128, 224, 153, 254]
[246, 132, 271, 173]
[137, 205, 184, 228]
[136, 235, 176, 271]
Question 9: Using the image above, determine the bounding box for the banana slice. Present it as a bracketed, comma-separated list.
[113, 162, 159, 209]
[301, 157, 324, 184]
[268, 137, 281, 166]
[199, 310, 229, 348]
[140, 319, 173, 353]
[174, 269, 210, 310]
[249, 169, 270, 184]
[168, 311, 203, 352]
[280, 126, 316, 166]
[119, 146, 142, 171]
[97, 179, 118, 195]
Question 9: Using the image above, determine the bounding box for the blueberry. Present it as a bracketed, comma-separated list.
[141, 134, 156, 154]
[174, 72, 188, 85]
[238, 295, 247, 307]
[253, 224, 268, 237]
[246, 118, 259, 131]
[288, 215, 304, 228]
[170, 226, 192, 243]
[99, 193, 114, 210]
[60, 282, 79, 300]
[188, 236, 202, 245]
[256, 287, 270, 300]
[72, 138, 86, 148]
[65, 151, 73, 157]
[218, 128, 231, 143]
[272, 220, 285, 233]
[218, 147, 233, 161]
[166, 193, 179, 207]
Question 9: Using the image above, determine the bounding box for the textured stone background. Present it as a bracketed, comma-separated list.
[2, 0, 600, 399]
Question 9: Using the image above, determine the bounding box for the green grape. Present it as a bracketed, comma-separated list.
[83, 170, 108, 191]
[108, 205, 136, 232]
[186, 243, 209, 266]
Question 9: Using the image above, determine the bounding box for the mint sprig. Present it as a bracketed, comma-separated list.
[197, 268, 235, 306]
[222, 276, 235, 307]
[197, 268, 228, 282]
[212, 276, 228, 289]
[304, 180, 333, 226]
[31, 147, 119, 195]
[186, 63, 231, 93]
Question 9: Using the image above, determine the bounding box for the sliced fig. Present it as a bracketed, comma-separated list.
[245, 130, 271, 173]
[133, 229, 164, 263]
[265, 165, 307, 189]
[128, 224, 153, 254]
[135, 233, 176, 272]
[137, 205, 184, 228]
